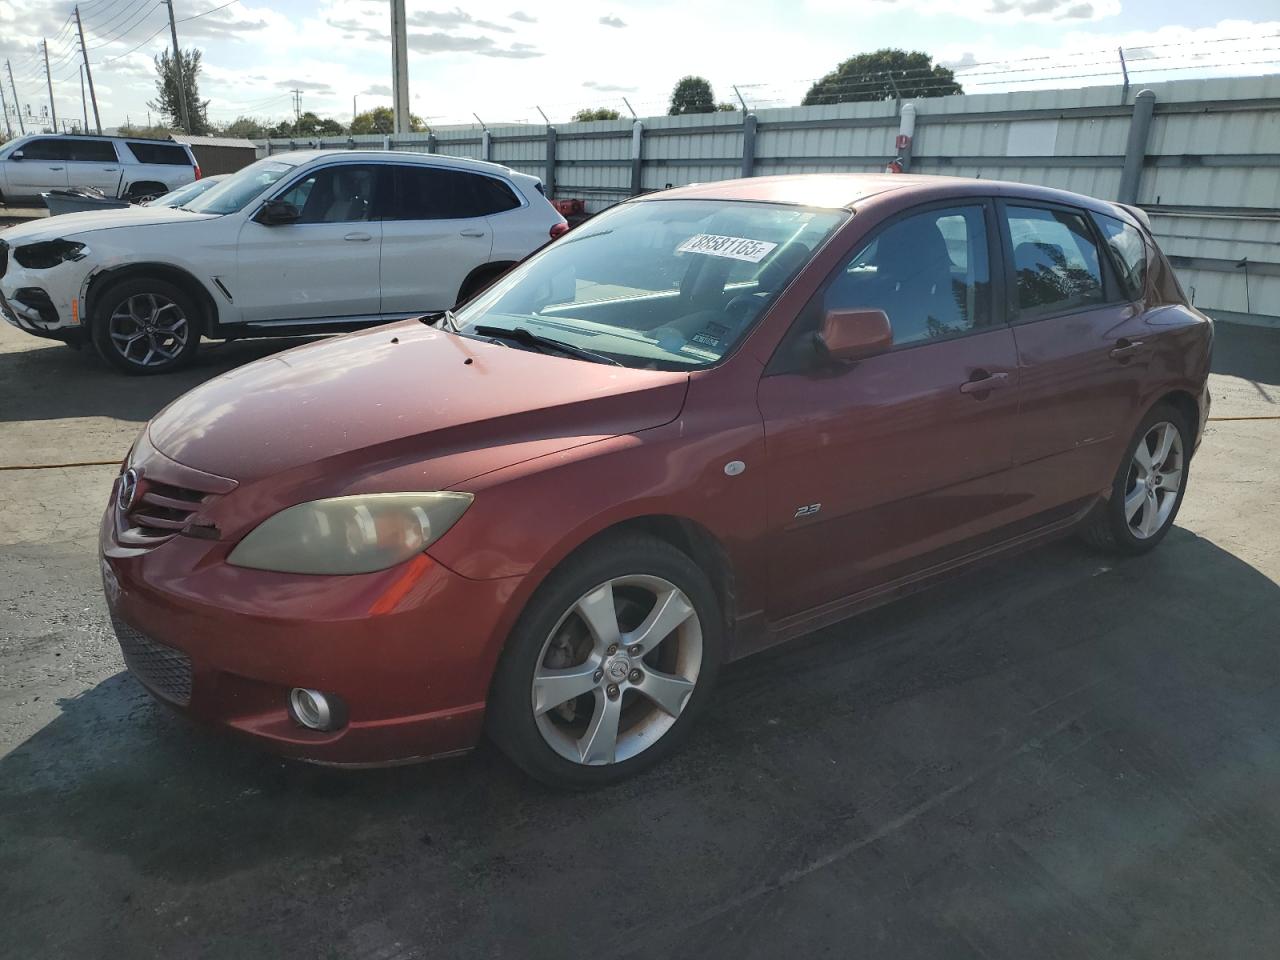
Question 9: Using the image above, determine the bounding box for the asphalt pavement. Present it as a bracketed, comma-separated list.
[1, 319, 1277, 959]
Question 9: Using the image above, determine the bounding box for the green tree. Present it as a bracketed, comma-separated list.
[803, 49, 962, 105]
[349, 106, 427, 135]
[213, 116, 270, 139]
[668, 76, 716, 115]
[571, 107, 621, 122]
[147, 48, 210, 134]
[116, 122, 176, 139]
[717, 102, 737, 111]
[294, 112, 346, 136]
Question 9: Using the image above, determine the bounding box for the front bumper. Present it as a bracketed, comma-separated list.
[99, 470, 524, 766]
[0, 246, 90, 340]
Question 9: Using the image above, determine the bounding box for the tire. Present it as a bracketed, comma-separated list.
[487, 534, 724, 789]
[91, 277, 202, 375]
[1080, 402, 1192, 555]
[455, 265, 507, 307]
[124, 182, 166, 203]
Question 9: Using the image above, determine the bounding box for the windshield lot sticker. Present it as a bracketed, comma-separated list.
[677, 234, 778, 263]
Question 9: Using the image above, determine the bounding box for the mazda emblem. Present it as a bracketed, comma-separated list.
[118, 468, 140, 511]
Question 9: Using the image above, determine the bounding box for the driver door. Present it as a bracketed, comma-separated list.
[757, 201, 1022, 620]
[234, 163, 383, 323]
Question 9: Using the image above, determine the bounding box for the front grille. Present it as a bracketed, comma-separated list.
[112, 616, 192, 705]
[119, 477, 217, 548]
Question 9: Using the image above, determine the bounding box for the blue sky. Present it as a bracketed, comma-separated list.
[2, 0, 1279, 131]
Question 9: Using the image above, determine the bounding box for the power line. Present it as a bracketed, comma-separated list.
[88, 3, 165, 50]
[84, 0, 158, 39]
[178, 0, 240, 23]
[99, 21, 168, 64]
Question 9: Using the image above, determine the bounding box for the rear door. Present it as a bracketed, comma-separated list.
[234, 162, 383, 323]
[757, 200, 1022, 620]
[63, 138, 123, 194]
[379, 164, 495, 314]
[997, 200, 1150, 515]
[6, 138, 69, 196]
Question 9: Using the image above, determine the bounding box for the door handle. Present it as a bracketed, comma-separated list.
[49, 166, 64, 171]
[959, 371, 1009, 395]
[459, 229, 486, 238]
[344, 232, 372, 242]
[103, 167, 118, 171]
[1109, 338, 1145, 360]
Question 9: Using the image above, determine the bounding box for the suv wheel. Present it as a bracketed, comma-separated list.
[1081, 402, 1191, 554]
[91, 277, 201, 375]
[487, 534, 723, 788]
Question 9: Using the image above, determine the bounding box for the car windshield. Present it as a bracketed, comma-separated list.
[455, 199, 847, 370]
[150, 176, 221, 208]
[182, 159, 296, 215]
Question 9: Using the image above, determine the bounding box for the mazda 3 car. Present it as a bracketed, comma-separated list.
[101, 174, 1211, 787]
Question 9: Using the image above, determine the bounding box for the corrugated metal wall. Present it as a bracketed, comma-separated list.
[261, 74, 1280, 324]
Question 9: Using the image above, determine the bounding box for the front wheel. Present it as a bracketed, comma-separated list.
[487, 535, 723, 788]
[1081, 403, 1191, 554]
[91, 277, 202, 375]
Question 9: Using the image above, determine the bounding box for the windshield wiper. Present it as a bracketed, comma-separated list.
[473, 324, 621, 366]
[420, 309, 461, 333]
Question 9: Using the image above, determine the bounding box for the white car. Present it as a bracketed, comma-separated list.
[0, 134, 199, 204]
[0, 150, 568, 373]
[146, 174, 226, 208]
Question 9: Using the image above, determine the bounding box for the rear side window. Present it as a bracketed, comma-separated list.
[67, 140, 118, 162]
[388, 166, 520, 220]
[126, 141, 191, 165]
[1005, 205, 1104, 315]
[1094, 214, 1147, 301]
[19, 138, 72, 161]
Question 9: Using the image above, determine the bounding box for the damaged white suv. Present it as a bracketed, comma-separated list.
[0, 150, 566, 374]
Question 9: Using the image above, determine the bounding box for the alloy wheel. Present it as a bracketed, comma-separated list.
[1124, 420, 1184, 539]
[531, 574, 703, 766]
[109, 293, 190, 368]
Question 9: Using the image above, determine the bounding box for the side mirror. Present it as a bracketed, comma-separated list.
[815, 307, 893, 363]
[256, 199, 300, 225]
[10, 150, 23, 161]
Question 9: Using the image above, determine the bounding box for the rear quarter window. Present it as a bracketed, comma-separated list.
[125, 141, 192, 165]
[1094, 213, 1147, 301]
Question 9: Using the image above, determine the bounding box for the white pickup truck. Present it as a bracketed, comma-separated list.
[0, 134, 199, 204]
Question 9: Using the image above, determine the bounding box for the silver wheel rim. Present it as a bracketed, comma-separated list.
[1125, 421, 1184, 540]
[532, 574, 703, 766]
[109, 293, 189, 367]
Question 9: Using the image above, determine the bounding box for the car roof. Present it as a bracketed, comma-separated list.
[650, 173, 1127, 218]
[265, 149, 528, 179]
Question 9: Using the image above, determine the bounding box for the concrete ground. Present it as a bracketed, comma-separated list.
[1, 319, 1277, 960]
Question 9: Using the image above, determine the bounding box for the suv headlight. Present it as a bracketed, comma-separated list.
[13, 239, 88, 269]
[227, 492, 473, 575]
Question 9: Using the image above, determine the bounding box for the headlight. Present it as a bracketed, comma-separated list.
[13, 239, 88, 270]
[227, 492, 473, 575]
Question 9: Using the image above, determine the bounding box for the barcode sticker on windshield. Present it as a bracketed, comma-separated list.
[676, 234, 778, 263]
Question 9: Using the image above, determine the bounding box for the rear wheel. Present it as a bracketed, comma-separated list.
[487, 535, 723, 788]
[1081, 403, 1191, 554]
[91, 277, 202, 375]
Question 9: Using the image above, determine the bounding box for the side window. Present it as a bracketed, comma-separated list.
[1005, 205, 1104, 315]
[390, 166, 499, 220]
[825, 205, 991, 346]
[1094, 213, 1147, 301]
[276, 165, 378, 224]
[469, 175, 521, 215]
[67, 140, 118, 162]
[125, 141, 191, 165]
[20, 138, 71, 161]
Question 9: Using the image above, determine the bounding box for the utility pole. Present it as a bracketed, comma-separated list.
[74, 6, 101, 134]
[390, 0, 410, 135]
[80, 65, 89, 133]
[5, 61, 23, 135]
[291, 88, 302, 121]
[0, 79, 11, 140]
[43, 40, 57, 132]
[163, 0, 192, 133]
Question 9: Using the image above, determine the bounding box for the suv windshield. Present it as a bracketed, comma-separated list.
[183, 159, 297, 215]
[456, 199, 846, 370]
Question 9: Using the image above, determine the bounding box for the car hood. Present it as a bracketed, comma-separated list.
[147, 320, 690, 491]
[0, 206, 216, 244]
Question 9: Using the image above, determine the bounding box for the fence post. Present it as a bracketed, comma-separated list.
[265, 140, 272, 156]
[741, 113, 758, 178]
[383, 134, 391, 151]
[545, 125, 557, 199]
[897, 101, 917, 173]
[631, 120, 644, 195]
[482, 129, 492, 161]
[1118, 89, 1156, 205]
[426, 131, 437, 154]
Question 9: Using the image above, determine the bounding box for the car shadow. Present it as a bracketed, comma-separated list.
[1211, 321, 1280, 388]
[2, 528, 1279, 957]
[0, 335, 323, 424]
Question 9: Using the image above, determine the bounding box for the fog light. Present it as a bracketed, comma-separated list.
[289, 687, 336, 731]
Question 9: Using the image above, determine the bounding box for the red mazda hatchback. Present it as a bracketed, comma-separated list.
[101, 174, 1211, 786]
